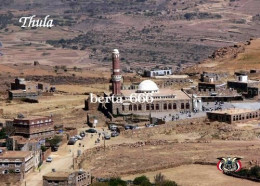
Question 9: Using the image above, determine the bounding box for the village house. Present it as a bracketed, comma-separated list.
[13, 115, 54, 139]
[43, 169, 91, 186]
[0, 150, 34, 176]
[207, 108, 260, 124]
[9, 78, 54, 100]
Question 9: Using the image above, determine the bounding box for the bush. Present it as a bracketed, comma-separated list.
[249, 166, 260, 178]
[133, 176, 151, 186]
[154, 173, 177, 186]
[108, 177, 127, 186]
[157, 180, 178, 186]
[0, 128, 7, 139]
[46, 136, 62, 147]
[41, 145, 47, 152]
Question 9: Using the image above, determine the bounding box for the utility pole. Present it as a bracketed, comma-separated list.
[103, 137, 106, 152]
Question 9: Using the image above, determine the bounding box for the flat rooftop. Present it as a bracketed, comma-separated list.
[43, 170, 88, 181]
[14, 115, 50, 120]
[121, 89, 190, 100]
[9, 90, 38, 93]
[154, 75, 188, 79]
[207, 108, 258, 115]
[0, 151, 32, 158]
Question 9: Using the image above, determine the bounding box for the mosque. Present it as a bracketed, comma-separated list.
[105, 49, 201, 116]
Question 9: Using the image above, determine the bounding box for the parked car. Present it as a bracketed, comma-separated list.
[51, 146, 59, 152]
[104, 133, 111, 140]
[111, 132, 119, 137]
[108, 124, 118, 131]
[85, 128, 97, 133]
[80, 132, 85, 137]
[68, 139, 76, 145]
[146, 124, 155, 128]
[76, 135, 83, 140]
[68, 137, 76, 145]
[124, 125, 131, 130]
[46, 157, 53, 162]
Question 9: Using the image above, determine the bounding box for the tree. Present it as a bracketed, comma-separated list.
[154, 173, 165, 184]
[0, 128, 7, 139]
[108, 177, 127, 186]
[158, 180, 178, 186]
[133, 176, 151, 186]
[154, 173, 177, 186]
[46, 136, 62, 147]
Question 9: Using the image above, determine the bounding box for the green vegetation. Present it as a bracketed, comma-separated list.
[46, 135, 62, 147]
[92, 174, 178, 186]
[133, 175, 151, 186]
[154, 173, 177, 186]
[233, 166, 260, 179]
[0, 128, 7, 139]
[0, 12, 13, 29]
[109, 177, 127, 186]
[41, 145, 48, 152]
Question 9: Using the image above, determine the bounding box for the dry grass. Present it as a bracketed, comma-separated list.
[122, 164, 259, 186]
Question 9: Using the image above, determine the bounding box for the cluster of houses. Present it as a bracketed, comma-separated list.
[8, 78, 55, 100]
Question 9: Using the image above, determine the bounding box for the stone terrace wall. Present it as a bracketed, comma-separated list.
[74, 140, 176, 170]
[121, 117, 207, 138]
[0, 173, 22, 185]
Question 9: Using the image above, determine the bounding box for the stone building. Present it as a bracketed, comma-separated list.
[144, 67, 172, 77]
[227, 74, 260, 96]
[9, 78, 52, 100]
[6, 136, 43, 151]
[87, 49, 200, 116]
[0, 150, 34, 175]
[13, 115, 54, 139]
[207, 108, 260, 124]
[107, 80, 193, 115]
[200, 71, 224, 83]
[43, 170, 91, 186]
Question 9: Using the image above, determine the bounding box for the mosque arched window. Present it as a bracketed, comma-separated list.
[156, 104, 160, 110]
[168, 103, 172, 110]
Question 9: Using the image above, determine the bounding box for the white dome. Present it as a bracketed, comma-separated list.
[113, 49, 119, 54]
[138, 80, 159, 93]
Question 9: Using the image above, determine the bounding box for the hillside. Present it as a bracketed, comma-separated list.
[185, 38, 260, 75]
[0, 0, 260, 71]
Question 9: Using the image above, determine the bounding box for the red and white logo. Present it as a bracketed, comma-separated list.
[217, 157, 242, 172]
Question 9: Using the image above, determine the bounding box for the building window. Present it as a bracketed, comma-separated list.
[164, 103, 167, 110]
[129, 105, 132, 111]
[151, 104, 154, 110]
[168, 103, 172, 109]
[186, 103, 190, 109]
[173, 103, 177, 109]
[122, 105, 125, 112]
[146, 104, 150, 111]
[181, 103, 184, 109]
[138, 104, 142, 111]
[156, 104, 160, 110]
[134, 105, 137, 111]
[15, 163, 21, 167]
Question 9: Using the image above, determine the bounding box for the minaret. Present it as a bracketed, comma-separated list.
[111, 49, 122, 95]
